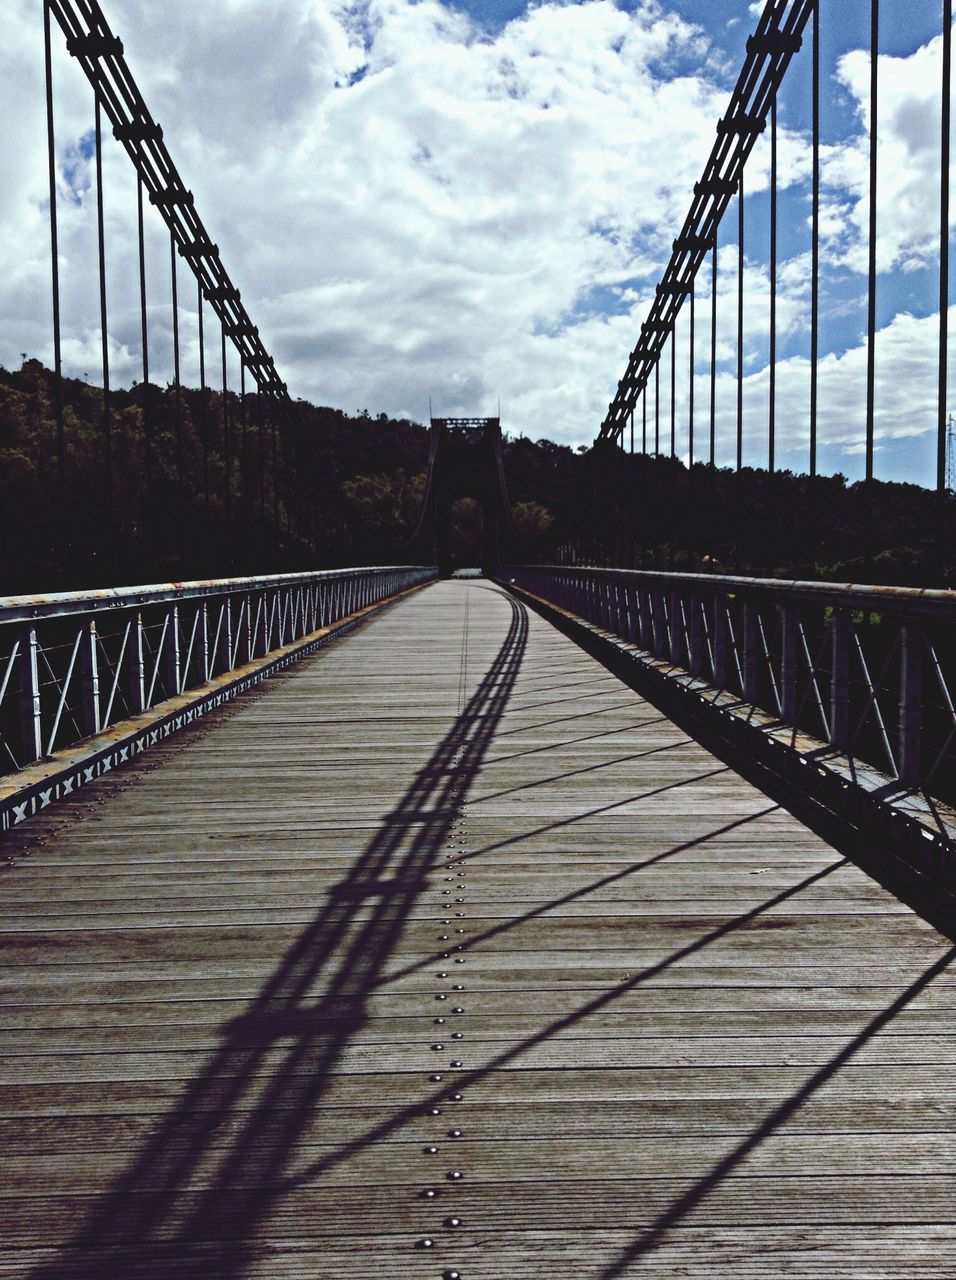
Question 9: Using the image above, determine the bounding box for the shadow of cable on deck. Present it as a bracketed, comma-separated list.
[598, 940, 956, 1279]
[29, 594, 528, 1280]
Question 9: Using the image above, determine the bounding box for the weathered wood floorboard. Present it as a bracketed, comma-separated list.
[0, 579, 952, 1278]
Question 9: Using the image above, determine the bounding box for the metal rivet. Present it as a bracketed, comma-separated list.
[417, 1237, 435, 1248]
[424, 1146, 439, 1154]
[455, 928, 465, 934]
[442, 952, 451, 958]
[452, 1032, 463, 1039]
[448, 1093, 463, 1102]
[455, 898, 465, 903]
[448, 1128, 463, 1138]
[450, 1059, 463, 1068]
[452, 984, 464, 991]
[420, 1187, 439, 1199]
[455, 957, 465, 964]
[452, 1007, 464, 1014]
[428, 1107, 442, 1115]
[444, 1216, 462, 1228]
[438, 934, 450, 941]
[437, 972, 448, 978]
[443, 1270, 462, 1279]
[432, 1043, 445, 1050]
[455, 913, 465, 918]
[434, 1017, 446, 1025]
[430, 1073, 443, 1081]
[446, 1169, 463, 1181]
[436, 994, 447, 1001]
[442, 920, 451, 925]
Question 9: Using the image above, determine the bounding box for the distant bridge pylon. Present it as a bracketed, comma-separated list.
[407, 417, 519, 573]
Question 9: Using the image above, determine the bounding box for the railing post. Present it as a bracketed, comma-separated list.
[742, 600, 760, 705]
[652, 589, 667, 658]
[713, 595, 731, 689]
[830, 609, 851, 752]
[669, 590, 684, 665]
[79, 620, 101, 737]
[163, 605, 181, 696]
[626, 585, 639, 644]
[781, 604, 799, 724]
[224, 597, 235, 670]
[689, 593, 704, 676]
[18, 627, 42, 764]
[240, 595, 253, 665]
[126, 611, 146, 715]
[898, 622, 923, 786]
[195, 603, 210, 684]
[639, 585, 653, 650]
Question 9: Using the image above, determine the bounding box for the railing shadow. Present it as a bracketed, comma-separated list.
[30, 592, 528, 1279]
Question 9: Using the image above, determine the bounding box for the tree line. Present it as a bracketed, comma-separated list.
[0, 359, 952, 591]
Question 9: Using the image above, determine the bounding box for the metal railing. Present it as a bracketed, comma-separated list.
[0, 566, 436, 778]
[506, 566, 956, 811]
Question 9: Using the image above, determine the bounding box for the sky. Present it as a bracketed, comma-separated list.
[1, 0, 953, 487]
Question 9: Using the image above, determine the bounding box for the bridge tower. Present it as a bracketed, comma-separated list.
[407, 417, 519, 574]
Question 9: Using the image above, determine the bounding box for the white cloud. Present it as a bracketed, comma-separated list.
[0, 0, 950, 490]
[0, 0, 724, 435]
[821, 29, 952, 275]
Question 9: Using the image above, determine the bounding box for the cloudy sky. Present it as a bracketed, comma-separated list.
[1, 0, 953, 486]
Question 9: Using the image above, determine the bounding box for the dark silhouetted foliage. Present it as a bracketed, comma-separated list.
[1, 360, 952, 591]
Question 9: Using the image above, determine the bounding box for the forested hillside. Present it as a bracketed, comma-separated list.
[1, 360, 952, 591]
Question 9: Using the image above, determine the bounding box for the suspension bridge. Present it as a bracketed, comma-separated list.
[1, 2, 955, 1277]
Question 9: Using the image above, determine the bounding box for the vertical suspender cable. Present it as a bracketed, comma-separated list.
[240, 360, 248, 552]
[270, 398, 279, 538]
[810, 0, 820, 482]
[221, 324, 231, 529]
[737, 174, 745, 471]
[864, 0, 879, 568]
[630, 406, 634, 454]
[642, 387, 647, 454]
[769, 95, 778, 474]
[257, 389, 266, 518]
[44, 0, 67, 577]
[654, 359, 660, 455]
[710, 237, 718, 466]
[170, 229, 182, 488]
[938, 0, 952, 565]
[689, 283, 695, 468]
[137, 173, 151, 514]
[670, 326, 676, 458]
[198, 277, 209, 513]
[94, 93, 112, 550]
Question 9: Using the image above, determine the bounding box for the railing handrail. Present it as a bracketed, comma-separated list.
[0, 566, 428, 624]
[513, 566, 956, 622]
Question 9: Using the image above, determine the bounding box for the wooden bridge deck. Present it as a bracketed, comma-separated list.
[0, 578, 952, 1279]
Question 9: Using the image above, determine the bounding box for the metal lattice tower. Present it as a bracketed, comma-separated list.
[947, 414, 956, 493]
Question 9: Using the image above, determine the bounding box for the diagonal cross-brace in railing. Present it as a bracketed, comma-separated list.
[505, 565, 956, 885]
[0, 567, 438, 831]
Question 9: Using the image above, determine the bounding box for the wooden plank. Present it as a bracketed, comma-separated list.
[0, 578, 952, 1278]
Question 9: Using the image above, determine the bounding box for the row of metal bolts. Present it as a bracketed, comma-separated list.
[417, 743, 470, 1279]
